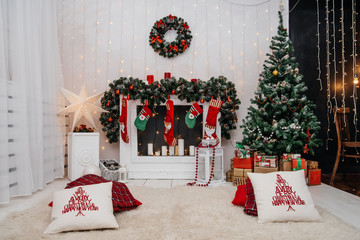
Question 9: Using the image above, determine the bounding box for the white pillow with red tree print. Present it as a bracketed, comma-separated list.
[44, 182, 119, 234]
[247, 171, 321, 223]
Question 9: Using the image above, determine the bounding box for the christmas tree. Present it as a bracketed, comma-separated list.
[240, 11, 321, 156]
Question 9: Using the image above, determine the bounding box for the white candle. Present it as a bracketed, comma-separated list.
[162, 146, 167, 156]
[169, 146, 175, 156]
[148, 143, 153, 156]
[155, 151, 160, 156]
[178, 139, 184, 156]
[189, 145, 195, 156]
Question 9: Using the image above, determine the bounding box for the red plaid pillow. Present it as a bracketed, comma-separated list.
[49, 174, 142, 212]
[243, 177, 258, 216]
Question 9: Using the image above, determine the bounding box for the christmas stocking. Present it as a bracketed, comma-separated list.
[134, 106, 152, 131]
[204, 99, 223, 145]
[185, 102, 203, 128]
[164, 100, 177, 146]
[118, 98, 129, 143]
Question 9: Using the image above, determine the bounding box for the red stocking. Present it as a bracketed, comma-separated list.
[119, 98, 129, 143]
[164, 100, 176, 146]
[204, 99, 223, 145]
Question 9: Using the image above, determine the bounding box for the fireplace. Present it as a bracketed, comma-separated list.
[119, 97, 221, 179]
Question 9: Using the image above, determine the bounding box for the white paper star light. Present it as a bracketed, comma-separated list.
[58, 82, 107, 130]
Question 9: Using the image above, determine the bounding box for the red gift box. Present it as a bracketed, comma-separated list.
[308, 169, 321, 185]
[233, 157, 254, 169]
[292, 158, 306, 171]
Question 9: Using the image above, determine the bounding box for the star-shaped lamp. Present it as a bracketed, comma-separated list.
[57, 82, 107, 130]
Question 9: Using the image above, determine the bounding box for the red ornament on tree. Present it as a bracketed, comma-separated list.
[108, 117, 113, 122]
[158, 84, 161, 87]
[171, 90, 175, 95]
[116, 90, 120, 95]
[127, 95, 130, 100]
[147, 75, 154, 84]
[200, 99, 204, 103]
[129, 85, 134, 90]
[106, 101, 110, 107]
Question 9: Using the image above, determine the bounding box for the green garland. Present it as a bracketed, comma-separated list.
[149, 15, 192, 58]
[100, 76, 241, 143]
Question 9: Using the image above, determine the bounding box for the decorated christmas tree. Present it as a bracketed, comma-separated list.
[240, 11, 321, 156]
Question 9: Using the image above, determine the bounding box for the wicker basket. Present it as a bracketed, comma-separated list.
[99, 159, 119, 181]
[226, 170, 233, 182]
[233, 176, 247, 186]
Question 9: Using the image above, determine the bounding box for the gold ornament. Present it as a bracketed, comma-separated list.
[272, 69, 279, 76]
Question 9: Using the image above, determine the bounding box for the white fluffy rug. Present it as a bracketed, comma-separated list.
[1, 185, 359, 240]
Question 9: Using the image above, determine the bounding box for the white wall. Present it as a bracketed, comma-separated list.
[56, 0, 288, 171]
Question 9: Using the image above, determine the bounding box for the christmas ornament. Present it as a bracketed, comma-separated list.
[281, 94, 287, 103]
[106, 101, 110, 107]
[116, 90, 120, 95]
[118, 98, 129, 143]
[134, 106, 152, 131]
[280, 81, 287, 87]
[171, 90, 176, 95]
[164, 100, 176, 146]
[57, 82, 106, 130]
[108, 117, 113, 122]
[129, 85, 134, 90]
[185, 102, 203, 128]
[204, 99, 223, 145]
[149, 15, 192, 58]
[304, 144, 309, 154]
[200, 99, 204, 103]
[306, 127, 312, 142]
[272, 69, 279, 76]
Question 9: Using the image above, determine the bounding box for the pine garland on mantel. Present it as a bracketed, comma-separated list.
[100, 76, 241, 143]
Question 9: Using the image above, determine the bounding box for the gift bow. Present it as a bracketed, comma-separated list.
[151, 36, 163, 44]
[181, 40, 188, 51]
[182, 23, 189, 30]
[156, 20, 164, 28]
[168, 14, 176, 20]
[169, 45, 178, 52]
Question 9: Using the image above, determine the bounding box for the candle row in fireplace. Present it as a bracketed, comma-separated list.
[147, 140, 195, 156]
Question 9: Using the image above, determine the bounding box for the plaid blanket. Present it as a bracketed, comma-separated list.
[49, 174, 142, 212]
[243, 177, 258, 216]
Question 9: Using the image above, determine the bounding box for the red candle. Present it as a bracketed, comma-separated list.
[147, 75, 154, 84]
[191, 78, 197, 83]
[164, 72, 171, 79]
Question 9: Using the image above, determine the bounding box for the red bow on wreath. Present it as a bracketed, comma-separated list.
[182, 23, 189, 30]
[181, 40, 188, 51]
[169, 45, 178, 52]
[168, 14, 176, 20]
[151, 36, 163, 44]
[156, 20, 165, 27]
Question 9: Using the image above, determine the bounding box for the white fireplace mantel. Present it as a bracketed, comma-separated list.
[119, 96, 221, 179]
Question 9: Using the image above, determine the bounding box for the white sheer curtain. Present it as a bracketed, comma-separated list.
[0, 0, 65, 204]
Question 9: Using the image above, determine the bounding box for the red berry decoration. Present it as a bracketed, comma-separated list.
[108, 117, 113, 122]
[106, 101, 110, 107]
[200, 99, 204, 103]
[116, 90, 120, 95]
[158, 84, 161, 87]
[129, 85, 134, 90]
[171, 90, 175, 95]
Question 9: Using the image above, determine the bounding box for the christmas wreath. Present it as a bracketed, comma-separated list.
[99, 76, 240, 143]
[149, 15, 192, 58]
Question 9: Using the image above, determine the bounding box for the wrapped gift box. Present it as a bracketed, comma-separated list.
[254, 155, 278, 168]
[234, 148, 255, 158]
[233, 176, 247, 186]
[279, 160, 292, 171]
[307, 160, 319, 170]
[233, 168, 252, 177]
[308, 169, 321, 185]
[233, 157, 254, 169]
[282, 153, 301, 161]
[292, 158, 306, 171]
[254, 166, 278, 173]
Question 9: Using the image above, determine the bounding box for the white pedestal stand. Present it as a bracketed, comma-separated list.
[68, 132, 100, 181]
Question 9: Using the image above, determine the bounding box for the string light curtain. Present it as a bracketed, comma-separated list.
[56, 0, 288, 160]
[0, 0, 65, 204]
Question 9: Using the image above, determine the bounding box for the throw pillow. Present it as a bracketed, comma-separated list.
[243, 178, 258, 216]
[44, 182, 119, 234]
[232, 184, 247, 207]
[247, 171, 321, 223]
[49, 174, 142, 212]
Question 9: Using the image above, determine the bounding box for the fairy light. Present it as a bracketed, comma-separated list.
[351, 0, 359, 147]
[331, 0, 338, 112]
[316, 0, 323, 91]
[340, 0, 346, 126]
[325, 0, 332, 149]
[105, 0, 112, 87]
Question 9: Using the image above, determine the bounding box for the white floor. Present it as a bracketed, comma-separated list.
[1, 178, 360, 231]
